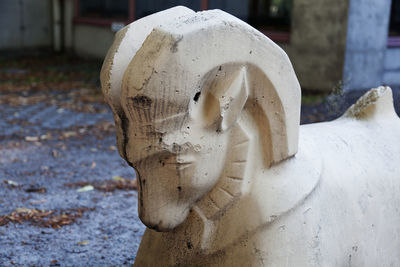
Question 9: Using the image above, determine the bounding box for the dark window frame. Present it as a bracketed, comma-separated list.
[388, 0, 400, 47]
[73, 0, 136, 26]
[248, 0, 291, 43]
[73, 0, 208, 26]
[255, 29, 290, 43]
[73, 0, 289, 43]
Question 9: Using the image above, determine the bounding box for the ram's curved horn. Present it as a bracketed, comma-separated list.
[121, 9, 301, 166]
[100, 6, 194, 159]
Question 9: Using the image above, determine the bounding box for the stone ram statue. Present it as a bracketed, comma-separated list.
[100, 6, 400, 266]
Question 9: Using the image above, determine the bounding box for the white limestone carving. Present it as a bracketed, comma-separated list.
[101, 7, 400, 266]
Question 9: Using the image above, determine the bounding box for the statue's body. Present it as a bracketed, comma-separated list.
[134, 108, 400, 266]
[101, 7, 400, 266]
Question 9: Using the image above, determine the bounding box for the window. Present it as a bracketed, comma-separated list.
[248, 0, 292, 43]
[74, 0, 134, 25]
[389, 0, 400, 46]
[206, 0, 292, 43]
[74, 0, 205, 25]
[79, 0, 129, 20]
[73, 0, 292, 43]
[135, 0, 201, 19]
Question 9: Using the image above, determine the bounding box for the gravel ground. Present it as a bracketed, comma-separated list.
[0, 54, 399, 266]
[0, 89, 145, 266]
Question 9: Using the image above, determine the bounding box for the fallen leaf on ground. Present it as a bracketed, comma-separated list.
[25, 136, 39, 142]
[112, 176, 124, 182]
[100, 177, 137, 191]
[77, 185, 94, 192]
[40, 166, 49, 171]
[52, 150, 60, 158]
[0, 217, 8, 226]
[65, 177, 137, 192]
[40, 133, 52, 140]
[25, 186, 47, 193]
[15, 208, 37, 213]
[131, 178, 138, 189]
[77, 240, 89, 246]
[0, 207, 94, 228]
[62, 131, 77, 138]
[3, 179, 19, 186]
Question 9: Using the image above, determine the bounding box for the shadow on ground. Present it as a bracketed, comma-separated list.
[0, 53, 399, 266]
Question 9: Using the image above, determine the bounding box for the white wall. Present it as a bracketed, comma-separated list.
[73, 25, 115, 58]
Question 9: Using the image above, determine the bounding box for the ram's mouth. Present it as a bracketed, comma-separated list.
[164, 161, 194, 169]
[162, 154, 196, 170]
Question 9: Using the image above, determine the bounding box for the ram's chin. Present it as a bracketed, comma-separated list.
[138, 202, 191, 232]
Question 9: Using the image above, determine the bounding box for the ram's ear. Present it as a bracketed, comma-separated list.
[192, 66, 249, 132]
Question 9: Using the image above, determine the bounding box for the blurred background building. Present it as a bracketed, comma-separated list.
[0, 0, 399, 92]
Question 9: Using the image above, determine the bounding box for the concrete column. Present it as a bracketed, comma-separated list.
[283, 0, 350, 92]
[343, 0, 392, 90]
[64, 0, 74, 51]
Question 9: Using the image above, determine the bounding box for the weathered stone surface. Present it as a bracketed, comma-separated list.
[101, 7, 400, 266]
[100, 6, 195, 159]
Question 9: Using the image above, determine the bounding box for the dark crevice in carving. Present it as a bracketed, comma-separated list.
[119, 112, 130, 164]
[193, 91, 201, 102]
[136, 170, 144, 209]
[131, 95, 153, 109]
[170, 35, 183, 53]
